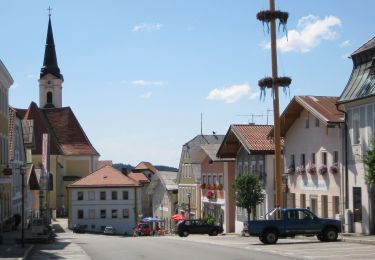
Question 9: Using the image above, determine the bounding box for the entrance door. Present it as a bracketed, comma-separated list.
[310, 196, 318, 216]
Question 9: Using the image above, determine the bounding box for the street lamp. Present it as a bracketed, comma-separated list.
[187, 193, 191, 219]
[20, 165, 26, 248]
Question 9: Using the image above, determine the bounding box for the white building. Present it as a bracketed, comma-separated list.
[337, 37, 375, 234]
[68, 166, 142, 235]
[277, 96, 344, 218]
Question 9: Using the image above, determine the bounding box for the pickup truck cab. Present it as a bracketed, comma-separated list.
[248, 208, 341, 244]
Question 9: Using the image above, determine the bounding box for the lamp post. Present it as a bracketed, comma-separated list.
[20, 165, 26, 248]
[187, 193, 191, 219]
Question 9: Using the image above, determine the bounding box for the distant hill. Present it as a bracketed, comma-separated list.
[112, 163, 177, 172]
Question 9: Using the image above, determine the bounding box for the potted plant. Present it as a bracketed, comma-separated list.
[307, 164, 316, 174]
[330, 163, 338, 174]
[319, 165, 327, 175]
[200, 183, 206, 189]
[217, 184, 224, 190]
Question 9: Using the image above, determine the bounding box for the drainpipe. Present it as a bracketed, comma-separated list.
[335, 103, 349, 210]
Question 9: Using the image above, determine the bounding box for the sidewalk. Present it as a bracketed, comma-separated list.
[340, 232, 375, 245]
[0, 229, 35, 260]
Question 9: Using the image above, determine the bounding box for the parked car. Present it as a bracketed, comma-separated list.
[72, 224, 86, 233]
[247, 208, 342, 244]
[103, 226, 116, 235]
[176, 219, 223, 237]
[133, 222, 151, 236]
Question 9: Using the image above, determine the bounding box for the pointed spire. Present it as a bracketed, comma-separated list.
[40, 14, 63, 79]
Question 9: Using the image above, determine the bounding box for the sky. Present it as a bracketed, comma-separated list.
[1, 0, 374, 167]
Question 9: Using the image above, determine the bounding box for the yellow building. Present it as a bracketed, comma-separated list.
[14, 14, 99, 217]
[0, 59, 13, 228]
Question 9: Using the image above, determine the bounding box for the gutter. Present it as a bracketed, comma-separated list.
[335, 103, 349, 210]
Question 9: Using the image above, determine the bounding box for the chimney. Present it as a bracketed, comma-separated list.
[122, 168, 128, 176]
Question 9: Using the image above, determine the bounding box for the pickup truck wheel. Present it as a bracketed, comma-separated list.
[323, 228, 338, 242]
[262, 230, 278, 244]
[317, 234, 324, 242]
[183, 231, 189, 237]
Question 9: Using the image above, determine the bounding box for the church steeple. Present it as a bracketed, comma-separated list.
[40, 15, 62, 79]
[39, 10, 64, 109]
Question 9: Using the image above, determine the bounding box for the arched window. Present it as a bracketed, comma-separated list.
[47, 91, 53, 104]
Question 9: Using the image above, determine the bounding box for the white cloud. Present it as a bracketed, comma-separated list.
[340, 40, 350, 48]
[141, 91, 152, 99]
[207, 83, 259, 104]
[265, 15, 341, 53]
[132, 23, 163, 32]
[131, 80, 166, 86]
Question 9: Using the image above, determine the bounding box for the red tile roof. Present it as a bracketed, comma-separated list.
[15, 102, 99, 156]
[128, 171, 150, 183]
[134, 161, 158, 174]
[270, 96, 344, 137]
[217, 124, 275, 158]
[68, 165, 140, 188]
[97, 160, 113, 169]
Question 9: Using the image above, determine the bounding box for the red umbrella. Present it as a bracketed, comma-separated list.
[171, 214, 186, 222]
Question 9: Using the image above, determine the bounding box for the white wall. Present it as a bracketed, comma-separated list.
[70, 187, 138, 235]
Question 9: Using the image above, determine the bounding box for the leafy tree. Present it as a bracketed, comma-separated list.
[234, 173, 265, 221]
[363, 136, 375, 187]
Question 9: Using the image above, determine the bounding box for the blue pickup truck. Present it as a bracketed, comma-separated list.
[246, 208, 341, 244]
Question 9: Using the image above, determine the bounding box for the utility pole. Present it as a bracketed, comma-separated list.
[257, 0, 291, 209]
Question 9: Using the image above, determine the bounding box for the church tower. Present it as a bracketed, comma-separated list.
[38, 13, 63, 108]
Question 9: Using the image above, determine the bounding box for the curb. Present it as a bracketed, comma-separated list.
[341, 237, 375, 245]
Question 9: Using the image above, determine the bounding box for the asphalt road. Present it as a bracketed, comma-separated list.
[29, 231, 375, 260]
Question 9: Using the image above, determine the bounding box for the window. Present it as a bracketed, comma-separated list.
[100, 191, 106, 200]
[213, 175, 217, 184]
[47, 91, 53, 104]
[123, 209, 129, 219]
[78, 209, 84, 219]
[305, 116, 309, 128]
[202, 175, 206, 184]
[237, 162, 242, 176]
[311, 153, 315, 164]
[112, 209, 118, 219]
[208, 175, 212, 185]
[333, 151, 339, 164]
[123, 191, 129, 200]
[301, 154, 306, 168]
[333, 196, 340, 217]
[100, 209, 106, 218]
[321, 151, 327, 165]
[77, 192, 83, 200]
[290, 154, 295, 167]
[89, 209, 95, 219]
[218, 175, 223, 185]
[353, 116, 360, 144]
[353, 187, 362, 222]
[89, 191, 95, 200]
[315, 118, 320, 127]
[112, 191, 117, 200]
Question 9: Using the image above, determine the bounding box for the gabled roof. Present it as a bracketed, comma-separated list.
[338, 36, 375, 103]
[97, 160, 113, 169]
[134, 161, 158, 174]
[68, 165, 140, 188]
[200, 144, 235, 162]
[217, 124, 275, 158]
[128, 171, 150, 184]
[157, 171, 178, 191]
[269, 96, 344, 137]
[15, 102, 99, 156]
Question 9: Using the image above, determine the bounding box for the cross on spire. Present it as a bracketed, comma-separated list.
[47, 6, 53, 17]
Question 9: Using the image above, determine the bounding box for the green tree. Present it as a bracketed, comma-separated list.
[234, 173, 265, 221]
[363, 136, 375, 187]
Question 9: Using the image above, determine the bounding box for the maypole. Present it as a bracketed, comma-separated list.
[257, 0, 291, 208]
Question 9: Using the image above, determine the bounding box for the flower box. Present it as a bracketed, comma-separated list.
[296, 165, 306, 174]
[307, 164, 316, 174]
[319, 165, 327, 175]
[200, 183, 206, 189]
[330, 163, 338, 174]
[217, 184, 224, 190]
